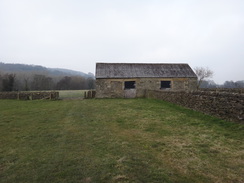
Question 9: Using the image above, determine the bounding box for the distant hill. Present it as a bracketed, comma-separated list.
[0, 62, 94, 78]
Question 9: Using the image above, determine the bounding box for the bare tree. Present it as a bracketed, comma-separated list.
[31, 74, 54, 90]
[2, 73, 16, 91]
[87, 77, 95, 89]
[56, 76, 72, 90]
[194, 67, 214, 89]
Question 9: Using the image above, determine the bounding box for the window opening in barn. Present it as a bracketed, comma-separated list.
[161, 81, 171, 89]
[124, 81, 136, 89]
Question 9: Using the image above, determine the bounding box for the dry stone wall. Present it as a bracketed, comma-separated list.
[146, 90, 244, 123]
[0, 92, 59, 100]
[84, 90, 96, 99]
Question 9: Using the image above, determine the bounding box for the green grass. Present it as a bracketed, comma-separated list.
[58, 90, 87, 99]
[0, 99, 243, 183]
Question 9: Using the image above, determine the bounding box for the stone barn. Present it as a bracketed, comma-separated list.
[95, 63, 197, 98]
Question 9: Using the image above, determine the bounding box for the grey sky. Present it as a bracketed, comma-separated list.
[0, 0, 243, 84]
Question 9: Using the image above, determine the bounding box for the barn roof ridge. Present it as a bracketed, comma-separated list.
[96, 62, 189, 65]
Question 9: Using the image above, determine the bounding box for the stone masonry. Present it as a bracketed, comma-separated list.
[146, 90, 244, 123]
[96, 77, 197, 98]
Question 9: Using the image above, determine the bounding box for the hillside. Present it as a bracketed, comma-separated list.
[0, 62, 94, 78]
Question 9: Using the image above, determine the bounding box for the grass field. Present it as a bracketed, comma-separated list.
[0, 98, 243, 183]
[58, 90, 87, 99]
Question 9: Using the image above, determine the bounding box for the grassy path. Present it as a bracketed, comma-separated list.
[0, 99, 243, 182]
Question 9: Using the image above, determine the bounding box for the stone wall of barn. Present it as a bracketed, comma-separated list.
[95, 77, 197, 98]
[146, 89, 244, 123]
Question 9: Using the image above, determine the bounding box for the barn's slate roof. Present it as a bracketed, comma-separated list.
[96, 63, 197, 79]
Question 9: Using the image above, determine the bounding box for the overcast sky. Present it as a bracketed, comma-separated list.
[0, 0, 243, 83]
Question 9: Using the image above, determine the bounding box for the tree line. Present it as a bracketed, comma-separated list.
[1, 66, 243, 91]
[0, 72, 95, 92]
[194, 67, 244, 89]
[200, 80, 244, 88]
